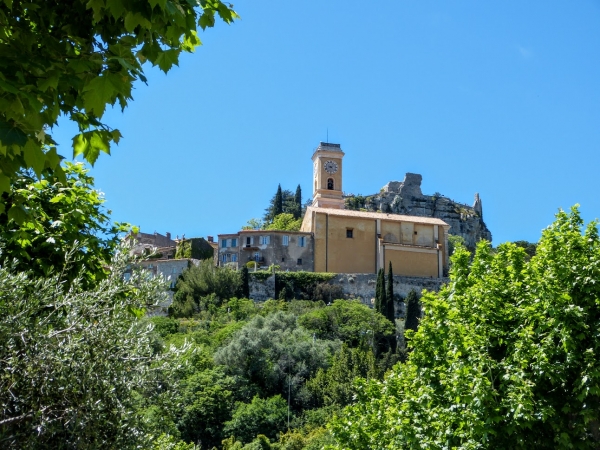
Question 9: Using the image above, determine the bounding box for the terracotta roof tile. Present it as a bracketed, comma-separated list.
[306, 206, 449, 227]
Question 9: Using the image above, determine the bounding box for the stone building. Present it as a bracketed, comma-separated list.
[301, 142, 449, 277]
[129, 230, 177, 259]
[217, 230, 314, 271]
[301, 207, 449, 277]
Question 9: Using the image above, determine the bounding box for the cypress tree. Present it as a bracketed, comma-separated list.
[374, 268, 383, 314]
[405, 289, 420, 333]
[294, 184, 302, 219]
[240, 265, 250, 298]
[386, 261, 395, 323]
[274, 184, 283, 217]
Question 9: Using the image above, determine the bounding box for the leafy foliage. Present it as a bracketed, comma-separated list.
[264, 213, 302, 231]
[0, 0, 238, 198]
[0, 163, 128, 287]
[293, 185, 302, 219]
[214, 312, 340, 403]
[0, 246, 179, 449]
[241, 265, 250, 298]
[174, 237, 214, 260]
[223, 395, 288, 444]
[374, 268, 386, 317]
[274, 271, 336, 300]
[305, 344, 379, 408]
[404, 289, 420, 333]
[513, 239, 538, 260]
[329, 206, 600, 449]
[298, 299, 394, 349]
[171, 259, 241, 316]
[448, 234, 467, 256]
[263, 186, 303, 224]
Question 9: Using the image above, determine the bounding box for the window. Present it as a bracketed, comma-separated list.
[327, 178, 334, 190]
[221, 254, 227, 263]
[254, 252, 260, 261]
[260, 236, 270, 245]
[281, 257, 285, 262]
[282, 235, 289, 246]
[221, 239, 227, 248]
[346, 229, 353, 238]
[298, 236, 306, 247]
[231, 238, 237, 247]
[297, 258, 302, 265]
[231, 254, 238, 262]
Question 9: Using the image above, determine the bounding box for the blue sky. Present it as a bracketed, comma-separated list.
[52, 1, 600, 245]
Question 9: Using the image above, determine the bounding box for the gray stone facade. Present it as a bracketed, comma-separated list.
[217, 230, 314, 271]
[346, 173, 492, 249]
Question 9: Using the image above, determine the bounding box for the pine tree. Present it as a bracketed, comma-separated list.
[405, 289, 420, 333]
[294, 184, 302, 219]
[386, 262, 395, 323]
[274, 184, 283, 217]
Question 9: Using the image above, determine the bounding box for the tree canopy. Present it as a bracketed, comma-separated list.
[0, 162, 127, 287]
[0, 0, 237, 203]
[329, 206, 600, 449]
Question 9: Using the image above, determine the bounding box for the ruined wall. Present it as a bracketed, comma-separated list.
[345, 173, 492, 249]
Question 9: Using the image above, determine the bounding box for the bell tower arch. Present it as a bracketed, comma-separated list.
[312, 142, 345, 209]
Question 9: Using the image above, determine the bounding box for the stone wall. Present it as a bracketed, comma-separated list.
[345, 173, 492, 249]
[248, 272, 448, 318]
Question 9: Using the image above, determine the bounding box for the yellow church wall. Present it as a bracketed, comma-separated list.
[385, 248, 438, 278]
[414, 224, 434, 247]
[316, 214, 377, 274]
[313, 213, 328, 272]
[381, 221, 400, 243]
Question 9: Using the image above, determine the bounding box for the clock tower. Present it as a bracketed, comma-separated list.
[312, 142, 345, 209]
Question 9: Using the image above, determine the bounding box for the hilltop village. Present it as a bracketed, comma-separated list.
[132, 142, 492, 306]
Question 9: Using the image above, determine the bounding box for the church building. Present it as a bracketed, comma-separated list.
[300, 142, 450, 277]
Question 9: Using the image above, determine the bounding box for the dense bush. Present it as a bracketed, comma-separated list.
[0, 248, 180, 449]
[330, 207, 600, 449]
[170, 260, 241, 316]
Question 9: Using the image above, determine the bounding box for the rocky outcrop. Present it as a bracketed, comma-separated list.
[345, 173, 492, 249]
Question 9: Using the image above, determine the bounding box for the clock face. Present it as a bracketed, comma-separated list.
[324, 160, 338, 174]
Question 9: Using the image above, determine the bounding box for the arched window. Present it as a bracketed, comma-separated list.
[327, 178, 334, 190]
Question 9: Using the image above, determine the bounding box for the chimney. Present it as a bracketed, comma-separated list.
[166, 232, 171, 240]
[207, 236, 214, 243]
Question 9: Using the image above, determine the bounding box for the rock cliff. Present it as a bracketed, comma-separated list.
[345, 173, 492, 249]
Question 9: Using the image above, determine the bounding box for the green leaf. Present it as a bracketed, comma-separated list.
[198, 12, 215, 30]
[7, 205, 28, 224]
[154, 49, 180, 73]
[105, 0, 126, 18]
[182, 30, 201, 52]
[124, 12, 152, 33]
[0, 173, 10, 194]
[23, 140, 45, 177]
[148, 0, 167, 10]
[44, 146, 62, 170]
[112, 129, 122, 144]
[72, 133, 90, 159]
[37, 73, 60, 92]
[82, 75, 118, 116]
[0, 120, 27, 146]
[73, 131, 112, 166]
